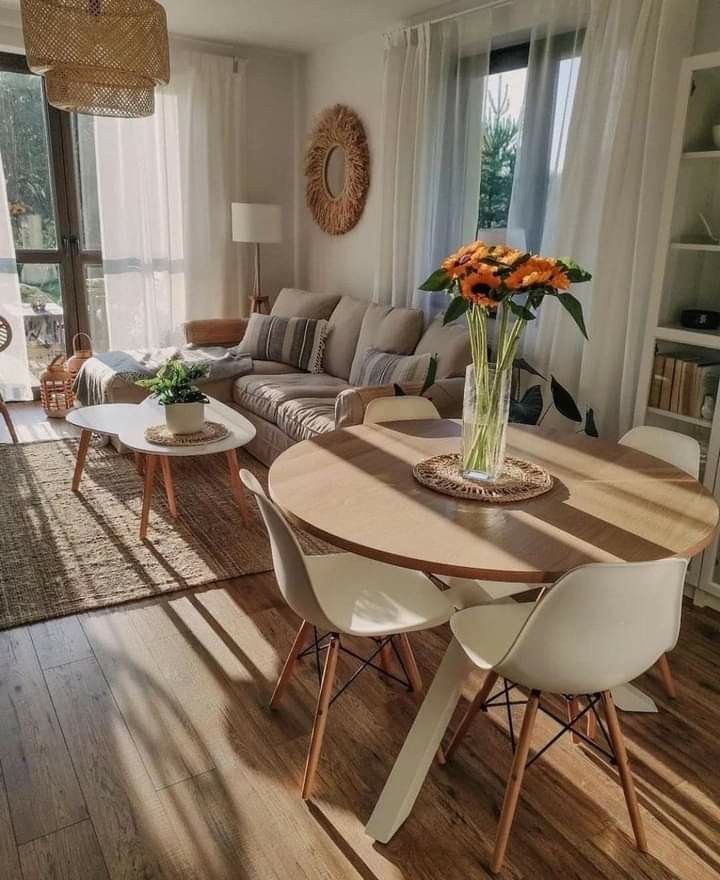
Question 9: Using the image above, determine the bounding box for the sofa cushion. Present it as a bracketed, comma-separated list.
[275, 398, 337, 442]
[233, 372, 349, 423]
[271, 288, 341, 320]
[238, 314, 329, 373]
[349, 303, 424, 385]
[414, 315, 472, 379]
[354, 348, 434, 387]
[249, 359, 298, 375]
[324, 295, 368, 380]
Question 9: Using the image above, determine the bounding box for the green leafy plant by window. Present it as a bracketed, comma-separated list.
[135, 359, 209, 405]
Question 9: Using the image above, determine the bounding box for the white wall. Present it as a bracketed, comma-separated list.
[693, 0, 720, 53]
[300, 29, 385, 299]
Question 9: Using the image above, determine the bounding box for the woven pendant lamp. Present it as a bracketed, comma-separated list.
[20, 0, 170, 118]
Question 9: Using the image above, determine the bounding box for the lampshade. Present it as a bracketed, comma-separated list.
[231, 203, 282, 244]
[20, 0, 170, 118]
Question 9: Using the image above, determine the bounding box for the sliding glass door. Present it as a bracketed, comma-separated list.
[0, 51, 106, 387]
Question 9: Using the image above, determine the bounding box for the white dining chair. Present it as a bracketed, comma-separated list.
[443, 557, 688, 873]
[619, 425, 701, 699]
[363, 395, 441, 424]
[239, 469, 455, 798]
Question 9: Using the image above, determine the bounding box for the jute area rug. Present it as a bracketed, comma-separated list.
[0, 439, 328, 631]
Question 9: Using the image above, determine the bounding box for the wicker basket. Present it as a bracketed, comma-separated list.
[66, 332, 93, 382]
[40, 355, 74, 418]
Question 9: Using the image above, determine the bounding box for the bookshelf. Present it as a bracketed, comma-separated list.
[634, 50, 720, 607]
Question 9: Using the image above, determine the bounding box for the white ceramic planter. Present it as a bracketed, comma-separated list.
[164, 401, 205, 435]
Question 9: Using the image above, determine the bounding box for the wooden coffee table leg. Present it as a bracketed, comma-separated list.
[134, 452, 145, 475]
[139, 455, 158, 541]
[226, 448, 250, 525]
[160, 456, 178, 517]
[72, 429, 92, 492]
[0, 399, 18, 443]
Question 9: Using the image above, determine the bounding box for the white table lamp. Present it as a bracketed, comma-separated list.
[231, 203, 282, 313]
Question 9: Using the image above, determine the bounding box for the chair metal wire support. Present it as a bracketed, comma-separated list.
[297, 630, 413, 705]
[480, 680, 617, 766]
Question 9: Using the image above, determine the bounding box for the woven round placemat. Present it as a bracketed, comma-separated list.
[413, 453, 553, 503]
[144, 421, 230, 447]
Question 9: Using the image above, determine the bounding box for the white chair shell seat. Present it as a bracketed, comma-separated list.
[306, 553, 454, 636]
[450, 603, 535, 670]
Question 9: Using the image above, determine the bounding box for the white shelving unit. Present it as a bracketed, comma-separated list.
[634, 50, 720, 608]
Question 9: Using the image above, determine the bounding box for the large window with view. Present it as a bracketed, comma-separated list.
[0, 52, 106, 388]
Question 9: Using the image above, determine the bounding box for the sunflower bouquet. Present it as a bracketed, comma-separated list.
[420, 241, 591, 480]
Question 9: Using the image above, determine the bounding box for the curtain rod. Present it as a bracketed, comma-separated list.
[385, 0, 514, 37]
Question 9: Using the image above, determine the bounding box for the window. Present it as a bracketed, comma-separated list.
[0, 52, 107, 385]
[475, 35, 582, 250]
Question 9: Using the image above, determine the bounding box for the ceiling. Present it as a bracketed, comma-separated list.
[1, 0, 443, 53]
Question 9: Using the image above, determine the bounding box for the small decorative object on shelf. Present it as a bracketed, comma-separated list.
[702, 395, 715, 422]
[680, 309, 720, 330]
[40, 355, 74, 418]
[136, 359, 210, 435]
[420, 241, 591, 481]
[66, 332, 93, 382]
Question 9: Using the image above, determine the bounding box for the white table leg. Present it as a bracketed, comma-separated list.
[365, 637, 472, 844]
[611, 683, 658, 713]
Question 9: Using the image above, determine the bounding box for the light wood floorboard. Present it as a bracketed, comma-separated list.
[0, 628, 87, 845]
[0, 571, 718, 879]
[18, 820, 109, 880]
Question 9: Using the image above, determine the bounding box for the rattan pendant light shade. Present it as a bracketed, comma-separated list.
[20, 0, 170, 117]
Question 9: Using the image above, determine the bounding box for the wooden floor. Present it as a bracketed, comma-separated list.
[0, 573, 719, 879]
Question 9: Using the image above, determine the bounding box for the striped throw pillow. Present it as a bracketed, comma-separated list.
[238, 314, 329, 373]
[355, 348, 433, 387]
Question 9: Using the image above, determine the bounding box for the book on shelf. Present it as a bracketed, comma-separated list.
[648, 352, 720, 419]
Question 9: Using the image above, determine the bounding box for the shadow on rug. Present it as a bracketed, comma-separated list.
[0, 439, 329, 630]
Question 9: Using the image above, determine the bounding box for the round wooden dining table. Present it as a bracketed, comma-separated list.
[268, 419, 719, 844]
[268, 419, 719, 582]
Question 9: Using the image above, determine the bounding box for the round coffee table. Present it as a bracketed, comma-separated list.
[119, 397, 256, 540]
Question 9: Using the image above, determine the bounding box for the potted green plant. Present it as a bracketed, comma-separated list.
[136, 359, 210, 435]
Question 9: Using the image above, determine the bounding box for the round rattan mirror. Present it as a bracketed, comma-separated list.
[305, 104, 369, 235]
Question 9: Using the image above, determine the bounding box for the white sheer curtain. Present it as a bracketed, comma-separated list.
[0, 150, 32, 400]
[94, 50, 245, 350]
[375, 0, 587, 318]
[374, 16, 490, 317]
[516, 0, 698, 437]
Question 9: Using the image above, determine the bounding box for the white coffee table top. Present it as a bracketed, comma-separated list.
[66, 404, 149, 437]
[118, 397, 256, 458]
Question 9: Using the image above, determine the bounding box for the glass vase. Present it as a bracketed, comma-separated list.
[462, 362, 511, 482]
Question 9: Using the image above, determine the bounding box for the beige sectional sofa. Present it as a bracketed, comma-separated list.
[101, 288, 472, 466]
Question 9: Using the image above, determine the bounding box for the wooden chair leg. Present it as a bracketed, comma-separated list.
[395, 634, 423, 698]
[71, 429, 92, 492]
[656, 654, 677, 699]
[160, 456, 178, 517]
[586, 699, 598, 740]
[491, 690, 541, 874]
[270, 620, 313, 709]
[226, 448, 250, 525]
[600, 691, 648, 853]
[302, 634, 339, 799]
[379, 639, 394, 677]
[139, 455, 158, 541]
[445, 670, 499, 762]
[0, 399, 18, 443]
[567, 696, 581, 745]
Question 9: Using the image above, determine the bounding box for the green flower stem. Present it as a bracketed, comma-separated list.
[463, 301, 526, 478]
